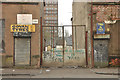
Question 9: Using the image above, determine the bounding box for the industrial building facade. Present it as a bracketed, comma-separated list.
[0, 1, 119, 68]
[92, 3, 120, 67]
[72, 1, 120, 67]
[1, 2, 44, 67]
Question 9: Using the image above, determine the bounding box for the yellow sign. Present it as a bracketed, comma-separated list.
[98, 26, 104, 32]
[11, 24, 35, 32]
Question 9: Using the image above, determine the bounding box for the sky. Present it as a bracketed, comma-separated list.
[58, 0, 73, 26]
[58, 0, 73, 36]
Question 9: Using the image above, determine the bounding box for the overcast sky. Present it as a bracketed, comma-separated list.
[58, 0, 73, 26]
[58, 0, 73, 35]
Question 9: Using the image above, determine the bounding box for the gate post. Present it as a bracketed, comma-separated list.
[90, 1, 94, 67]
[40, 17, 43, 67]
[62, 26, 64, 65]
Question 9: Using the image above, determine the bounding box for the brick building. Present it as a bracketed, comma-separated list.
[44, 0, 58, 26]
[0, 1, 44, 67]
[72, 1, 120, 67]
[92, 3, 120, 67]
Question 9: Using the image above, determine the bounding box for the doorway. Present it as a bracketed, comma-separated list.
[14, 38, 31, 66]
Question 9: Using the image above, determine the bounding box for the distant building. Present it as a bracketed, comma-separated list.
[43, 0, 58, 48]
[56, 36, 72, 49]
[56, 37, 64, 49]
[65, 35, 72, 47]
[44, 0, 58, 27]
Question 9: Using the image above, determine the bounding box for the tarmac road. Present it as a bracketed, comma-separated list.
[1, 68, 119, 78]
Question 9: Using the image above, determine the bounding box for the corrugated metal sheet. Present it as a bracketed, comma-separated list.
[15, 38, 30, 66]
[94, 40, 108, 67]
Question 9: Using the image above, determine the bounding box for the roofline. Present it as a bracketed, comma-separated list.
[1, 2, 39, 5]
[91, 2, 120, 5]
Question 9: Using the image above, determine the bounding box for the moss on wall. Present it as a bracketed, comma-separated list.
[2, 55, 13, 67]
[31, 55, 40, 68]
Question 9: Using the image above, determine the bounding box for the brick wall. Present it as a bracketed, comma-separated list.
[1, 2, 44, 67]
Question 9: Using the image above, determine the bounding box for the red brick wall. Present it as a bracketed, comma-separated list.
[2, 2, 42, 56]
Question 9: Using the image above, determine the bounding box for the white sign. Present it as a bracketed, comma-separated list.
[17, 14, 32, 25]
[32, 19, 38, 24]
[104, 20, 116, 24]
[45, 47, 47, 51]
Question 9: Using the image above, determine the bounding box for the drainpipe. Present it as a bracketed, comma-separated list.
[91, 1, 94, 67]
[72, 17, 74, 52]
[40, 17, 43, 67]
[85, 31, 88, 66]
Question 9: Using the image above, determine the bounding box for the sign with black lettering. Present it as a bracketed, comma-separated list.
[11, 24, 35, 32]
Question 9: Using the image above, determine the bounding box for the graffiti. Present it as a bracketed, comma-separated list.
[53, 57, 63, 62]
[66, 49, 85, 60]
[43, 49, 85, 62]
[43, 51, 63, 62]
[67, 56, 80, 60]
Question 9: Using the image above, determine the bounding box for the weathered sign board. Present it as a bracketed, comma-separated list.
[94, 34, 110, 39]
[17, 14, 32, 25]
[32, 19, 38, 24]
[11, 24, 35, 32]
[97, 23, 105, 34]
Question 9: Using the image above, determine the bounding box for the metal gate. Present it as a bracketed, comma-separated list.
[15, 38, 30, 66]
[41, 25, 87, 67]
[94, 40, 109, 67]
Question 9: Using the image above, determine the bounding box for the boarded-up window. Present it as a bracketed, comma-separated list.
[0, 19, 5, 53]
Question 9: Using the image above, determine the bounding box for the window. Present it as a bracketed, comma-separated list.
[46, 11, 48, 13]
[0, 19, 5, 53]
[46, 8, 48, 10]
[46, 21, 48, 23]
[55, 8, 57, 10]
[54, 14, 57, 16]
[54, 11, 57, 13]
[54, 17, 57, 20]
